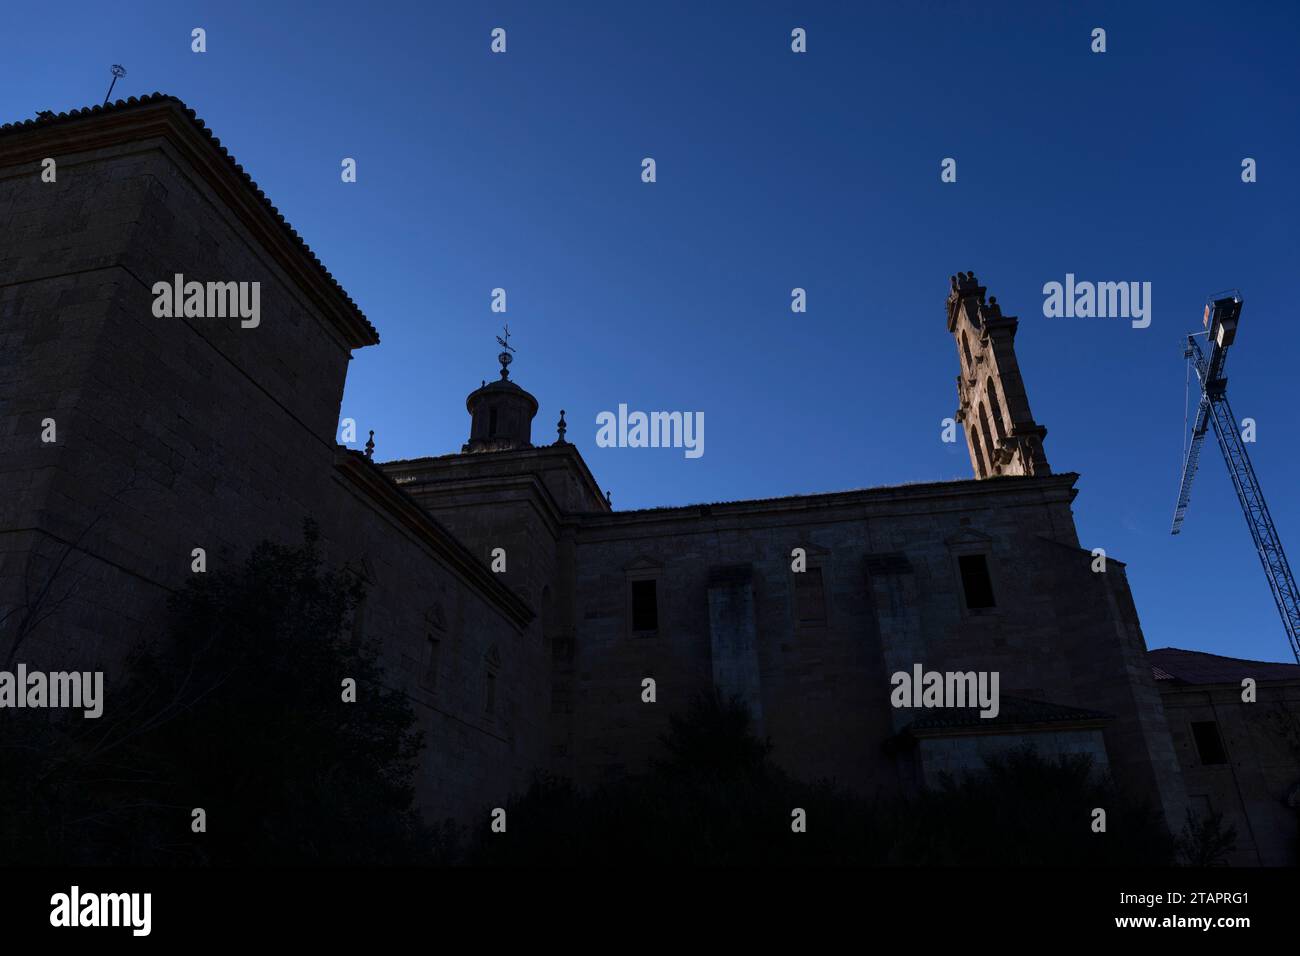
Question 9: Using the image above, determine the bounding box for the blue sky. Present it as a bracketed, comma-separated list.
[5, 1, 1299, 663]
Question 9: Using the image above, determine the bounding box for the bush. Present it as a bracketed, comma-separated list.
[461, 693, 1178, 866]
[0, 520, 435, 865]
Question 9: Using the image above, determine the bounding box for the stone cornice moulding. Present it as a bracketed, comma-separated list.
[944, 528, 993, 548]
[623, 555, 665, 572]
[383, 443, 611, 516]
[576, 473, 1083, 531]
[387, 471, 568, 536]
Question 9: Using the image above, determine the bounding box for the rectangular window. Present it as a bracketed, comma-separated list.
[958, 554, 996, 609]
[631, 579, 658, 632]
[795, 567, 827, 625]
[1191, 721, 1228, 765]
[484, 671, 496, 715]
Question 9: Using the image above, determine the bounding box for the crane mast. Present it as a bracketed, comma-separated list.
[1170, 295, 1300, 662]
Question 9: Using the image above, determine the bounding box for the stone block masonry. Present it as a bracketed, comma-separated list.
[3, 97, 1195, 843]
[0, 97, 545, 826]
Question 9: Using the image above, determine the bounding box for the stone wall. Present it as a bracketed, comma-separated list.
[1, 98, 1196, 846]
[559, 475, 1187, 833]
[1159, 680, 1300, 865]
[383, 444, 608, 779]
[0, 101, 546, 827]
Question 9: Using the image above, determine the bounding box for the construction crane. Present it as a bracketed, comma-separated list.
[1170, 293, 1300, 663]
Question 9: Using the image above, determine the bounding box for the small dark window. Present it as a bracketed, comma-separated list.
[959, 554, 995, 609]
[488, 407, 499, 437]
[1191, 721, 1228, 765]
[484, 670, 496, 715]
[631, 579, 658, 632]
[795, 566, 827, 624]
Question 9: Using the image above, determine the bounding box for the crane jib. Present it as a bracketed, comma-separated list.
[1168, 296, 1300, 663]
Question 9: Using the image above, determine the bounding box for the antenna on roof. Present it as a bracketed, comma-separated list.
[103, 64, 126, 106]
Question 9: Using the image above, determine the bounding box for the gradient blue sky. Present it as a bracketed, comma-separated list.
[5, 1, 1298, 662]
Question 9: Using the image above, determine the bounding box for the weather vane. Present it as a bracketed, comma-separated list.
[496, 324, 515, 378]
[104, 64, 126, 106]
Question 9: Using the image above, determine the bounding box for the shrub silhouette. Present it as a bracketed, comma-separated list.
[2, 536, 1188, 867]
[1176, 807, 1238, 866]
[0, 520, 433, 865]
[464, 693, 1178, 866]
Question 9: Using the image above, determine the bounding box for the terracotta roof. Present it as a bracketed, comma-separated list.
[0, 93, 378, 347]
[1148, 647, 1300, 685]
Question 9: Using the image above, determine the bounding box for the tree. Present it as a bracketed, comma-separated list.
[0, 520, 434, 865]
[1, 469, 153, 669]
[463, 694, 1178, 866]
[1176, 807, 1238, 867]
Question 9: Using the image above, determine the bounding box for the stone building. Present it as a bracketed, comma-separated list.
[382, 268, 1187, 836]
[9, 95, 1293, 857]
[1151, 648, 1300, 864]
[0, 96, 544, 824]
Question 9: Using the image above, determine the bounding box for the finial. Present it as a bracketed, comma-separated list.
[365, 430, 375, 459]
[495, 323, 516, 380]
[556, 409, 567, 444]
[605, 490, 612, 506]
[951, 271, 982, 297]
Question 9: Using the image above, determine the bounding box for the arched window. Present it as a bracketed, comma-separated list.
[986, 379, 1007, 440]
[978, 402, 997, 473]
[970, 425, 988, 477]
